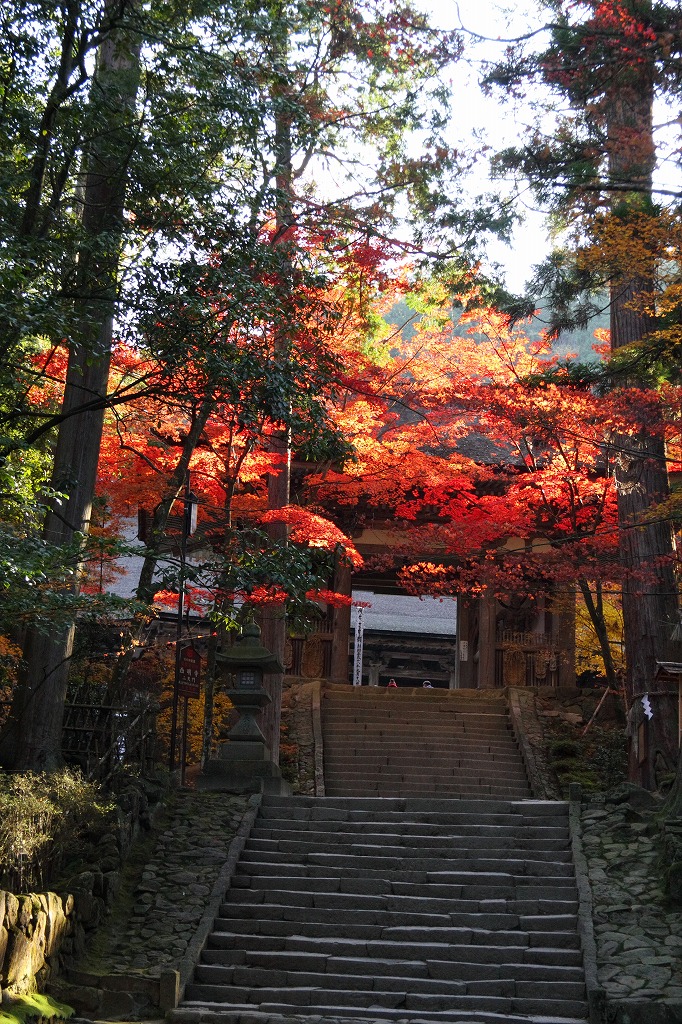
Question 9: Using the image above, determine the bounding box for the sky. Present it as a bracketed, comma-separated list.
[418, 0, 552, 292]
[416, 0, 682, 292]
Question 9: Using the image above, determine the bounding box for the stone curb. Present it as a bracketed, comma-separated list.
[507, 686, 545, 799]
[312, 679, 325, 797]
[569, 788, 607, 1024]
[163, 793, 263, 1011]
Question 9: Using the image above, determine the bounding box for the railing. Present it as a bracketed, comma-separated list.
[62, 697, 156, 781]
[496, 630, 552, 648]
[495, 631, 558, 687]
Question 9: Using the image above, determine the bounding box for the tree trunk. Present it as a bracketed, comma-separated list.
[607, 61, 679, 787]
[107, 395, 216, 703]
[259, 17, 294, 764]
[260, 435, 290, 764]
[135, 396, 215, 605]
[577, 579, 619, 690]
[0, 15, 141, 770]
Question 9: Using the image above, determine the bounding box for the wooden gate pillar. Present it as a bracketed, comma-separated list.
[554, 587, 576, 688]
[478, 589, 497, 689]
[330, 560, 352, 683]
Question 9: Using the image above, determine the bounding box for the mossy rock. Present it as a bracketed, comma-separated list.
[551, 757, 582, 774]
[557, 768, 601, 793]
[0, 993, 73, 1024]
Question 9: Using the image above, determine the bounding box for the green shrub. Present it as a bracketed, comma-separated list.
[551, 757, 582, 775]
[554, 766, 601, 794]
[549, 739, 581, 760]
[587, 727, 627, 786]
[0, 769, 114, 891]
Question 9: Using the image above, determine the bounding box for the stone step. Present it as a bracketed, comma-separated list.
[323, 730, 516, 739]
[200, 947, 585, 981]
[221, 884, 578, 915]
[232, 863, 574, 885]
[320, 780, 531, 796]
[183, 982, 589, 1019]
[321, 789, 532, 801]
[249, 825, 570, 845]
[173, 1005, 587, 1024]
[220, 899, 580, 927]
[204, 933, 581, 962]
[216, 900, 579, 931]
[322, 745, 523, 760]
[192, 962, 587, 1002]
[210, 917, 577, 946]
[258, 797, 567, 819]
[323, 712, 514, 721]
[321, 767, 529, 784]
[260, 794, 565, 813]
[323, 748, 523, 758]
[242, 837, 572, 857]
[321, 712, 512, 720]
[239, 854, 573, 875]
[322, 786, 532, 800]
[323, 698, 509, 704]
[253, 810, 567, 829]
[322, 703, 509, 714]
[323, 737, 521, 749]
[180, 767, 586, 1024]
[324, 704, 512, 711]
[321, 747, 525, 762]
[254, 807, 567, 824]
[323, 729, 516, 736]
[225, 876, 577, 901]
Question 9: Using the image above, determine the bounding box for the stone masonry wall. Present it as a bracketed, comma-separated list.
[0, 891, 75, 998]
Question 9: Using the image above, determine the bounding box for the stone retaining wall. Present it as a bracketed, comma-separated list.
[56, 791, 255, 1020]
[579, 786, 682, 1020]
[0, 891, 75, 998]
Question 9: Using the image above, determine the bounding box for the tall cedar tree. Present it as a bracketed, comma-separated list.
[487, 0, 682, 787]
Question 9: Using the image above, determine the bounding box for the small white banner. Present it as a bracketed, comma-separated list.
[353, 605, 364, 687]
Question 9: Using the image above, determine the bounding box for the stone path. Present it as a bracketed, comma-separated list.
[80, 790, 251, 978]
[580, 790, 682, 1008]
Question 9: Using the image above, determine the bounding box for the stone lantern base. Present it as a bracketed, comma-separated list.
[198, 745, 291, 795]
[198, 702, 292, 795]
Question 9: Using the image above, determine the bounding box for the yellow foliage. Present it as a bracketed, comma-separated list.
[139, 649, 233, 763]
[575, 591, 624, 678]
[0, 635, 21, 730]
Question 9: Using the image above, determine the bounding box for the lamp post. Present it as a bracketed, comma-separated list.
[169, 472, 199, 774]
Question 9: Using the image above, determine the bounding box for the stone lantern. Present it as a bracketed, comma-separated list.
[199, 621, 289, 794]
[219, 620, 282, 748]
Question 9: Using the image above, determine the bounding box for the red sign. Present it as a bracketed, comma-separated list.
[177, 645, 201, 699]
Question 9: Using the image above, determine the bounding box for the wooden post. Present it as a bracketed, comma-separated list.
[330, 561, 352, 683]
[478, 590, 497, 689]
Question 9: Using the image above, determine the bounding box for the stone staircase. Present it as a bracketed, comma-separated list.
[174, 687, 591, 1024]
[322, 685, 531, 800]
[176, 794, 590, 1024]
